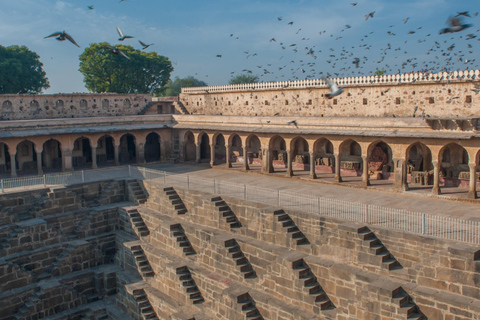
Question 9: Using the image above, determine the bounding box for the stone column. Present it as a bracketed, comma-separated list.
[309, 151, 317, 179]
[432, 161, 441, 195]
[361, 155, 370, 187]
[195, 144, 201, 163]
[334, 153, 342, 182]
[36, 150, 43, 175]
[10, 152, 17, 177]
[210, 144, 215, 167]
[286, 150, 293, 177]
[392, 158, 408, 191]
[242, 144, 249, 171]
[225, 144, 232, 168]
[91, 147, 97, 169]
[468, 163, 477, 199]
[136, 143, 145, 164]
[114, 144, 120, 166]
[261, 146, 273, 174]
[62, 148, 73, 171]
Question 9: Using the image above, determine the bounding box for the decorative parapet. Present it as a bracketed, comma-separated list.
[181, 69, 480, 94]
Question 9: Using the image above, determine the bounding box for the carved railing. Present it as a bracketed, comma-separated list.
[181, 69, 480, 94]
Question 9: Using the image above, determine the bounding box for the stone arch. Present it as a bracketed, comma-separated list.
[16, 140, 37, 172]
[79, 99, 88, 110]
[290, 137, 309, 169]
[245, 134, 261, 166]
[439, 143, 469, 181]
[42, 139, 62, 170]
[124, 99, 131, 108]
[72, 136, 93, 167]
[55, 100, 64, 111]
[2, 100, 12, 113]
[0, 142, 12, 173]
[144, 132, 161, 163]
[184, 131, 196, 161]
[338, 139, 362, 174]
[119, 133, 136, 164]
[367, 141, 394, 174]
[214, 133, 226, 164]
[30, 100, 39, 110]
[313, 138, 335, 169]
[405, 142, 433, 186]
[229, 134, 243, 162]
[97, 135, 115, 165]
[269, 135, 287, 170]
[198, 132, 210, 161]
[102, 99, 110, 109]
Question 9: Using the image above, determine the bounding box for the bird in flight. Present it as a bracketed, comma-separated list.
[439, 16, 472, 34]
[116, 26, 133, 41]
[138, 40, 153, 50]
[324, 78, 344, 98]
[44, 31, 80, 47]
[104, 45, 130, 59]
[87, 5, 94, 10]
[365, 11, 375, 20]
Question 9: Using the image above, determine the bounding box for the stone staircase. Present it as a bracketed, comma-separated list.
[237, 293, 263, 320]
[17, 193, 50, 221]
[274, 210, 309, 245]
[13, 288, 44, 320]
[131, 245, 155, 278]
[73, 211, 97, 238]
[93, 181, 116, 207]
[127, 208, 150, 237]
[225, 239, 255, 279]
[127, 180, 148, 204]
[38, 245, 76, 280]
[174, 101, 190, 115]
[358, 227, 400, 270]
[0, 226, 22, 254]
[392, 288, 426, 320]
[292, 259, 332, 310]
[211, 197, 241, 229]
[163, 187, 187, 215]
[176, 266, 204, 305]
[170, 224, 196, 256]
[133, 289, 159, 320]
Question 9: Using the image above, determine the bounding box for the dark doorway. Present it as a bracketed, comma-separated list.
[145, 133, 161, 163]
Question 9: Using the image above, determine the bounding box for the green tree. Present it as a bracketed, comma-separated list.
[229, 74, 259, 84]
[160, 76, 208, 96]
[374, 69, 386, 76]
[0, 45, 49, 94]
[79, 42, 173, 94]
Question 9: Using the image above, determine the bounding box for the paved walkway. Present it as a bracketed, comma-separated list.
[146, 163, 480, 221]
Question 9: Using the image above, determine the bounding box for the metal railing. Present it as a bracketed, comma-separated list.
[1, 165, 479, 245]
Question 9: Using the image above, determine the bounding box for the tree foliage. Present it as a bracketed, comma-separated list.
[79, 42, 173, 94]
[160, 76, 208, 96]
[229, 74, 259, 84]
[0, 45, 49, 94]
[374, 69, 386, 76]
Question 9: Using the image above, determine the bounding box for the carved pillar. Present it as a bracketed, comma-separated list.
[114, 144, 120, 166]
[468, 163, 477, 199]
[136, 143, 145, 164]
[91, 147, 97, 169]
[286, 150, 293, 177]
[392, 158, 408, 191]
[261, 146, 273, 174]
[210, 143, 215, 167]
[432, 161, 441, 195]
[225, 144, 232, 168]
[36, 150, 43, 175]
[195, 143, 201, 163]
[334, 153, 342, 182]
[361, 155, 370, 187]
[62, 148, 73, 171]
[243, 144, 249, 171]
[309, 151, 317, 179]
[10, 152, 17, 177]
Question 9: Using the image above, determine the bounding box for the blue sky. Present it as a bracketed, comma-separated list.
[1, 0, 479, 93]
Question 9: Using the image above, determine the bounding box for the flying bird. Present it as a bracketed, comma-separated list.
[365, 11, 375, 20]
[216, 55, 222, 58]
[351, 2, 357, 6]
[456, 11, 471, 18]
[324, 78, 344, 98]
[116, 26, 133, 41]
[87, 5, 94, 10]
[44, 31, 80, 47]
[104, 45, 130, 59]
[439, 16, 472, 34]
[138, 40, 153, 50]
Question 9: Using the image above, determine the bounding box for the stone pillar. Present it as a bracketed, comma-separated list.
[261, 146, 273, 174]
[286, 150, 293, 177]
[10, 152, 17, 177]
[243, 144, 249, 171]
[392, 158, 408, 191]
[225, 144, 232, 168]
[334, 153, 342, 182]
[210, 144, 215, 167]
[309, 151, 317, 179]
[62, 148, 73, 171]
[195, 144, 201, 163]
[361, 155, 370, 187]
[114, 145, 120, 166]
[432, 161, 441, 195]
[468, 163, 477, 199]
[136, 143, 145, 164]
[91, 147, 97, 169]
[36, 150, 43, 175]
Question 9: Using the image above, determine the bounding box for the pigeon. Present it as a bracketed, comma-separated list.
[456, 11, 471, 18]
[87, 5, 94, 10]
[439, 17, 472, 34]
[116, 26, 133, 41]
[138, 40, 153, 50]
[365, 11, 375, 20]
[104, 45, 130, 59]
[324, 78, 344, 98]
[216, 55, 222, 58]
[352, 57, 360, 68]
[44, 31, 80, 47]
[287, 120, 297, 127]
[351, 2, 357, 6]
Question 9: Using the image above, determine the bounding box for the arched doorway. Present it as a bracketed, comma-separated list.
[119, 134, 136, 164]
[199, 133, 210, 162]
[230, 134, 243, 164]
[0, 143, 11, 174]
[313, 138, 335, 174]
[291, 137, 309, 173]
[184, 132, 196, 161]
[339, 139, 362, 177]
[16, 140, 37, 173]
[270, 135, 287, 172]
[368, 141, 394, 179]
[214, 134, 226, 165]
[145, 132, 161, 163]
[439, 143, 469, 188]
[72, 137, 92, 168]
[97, 135, 115, 166]
[406, 142, 433, 188]
[42, 139, 62, 170]
[245, 135, 261, 167]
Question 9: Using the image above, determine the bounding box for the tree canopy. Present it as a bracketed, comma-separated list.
[160, 76, 208, 96]
[229, 74, 259, 84]
[0, 45, 49, 94]
[79, 42, 173, 94]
